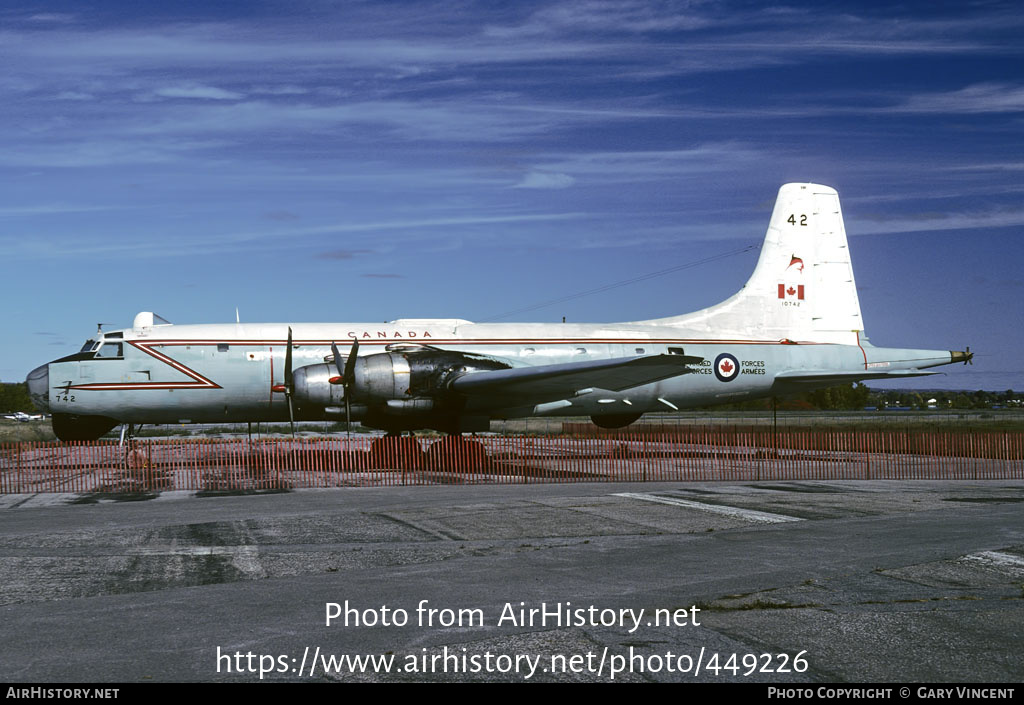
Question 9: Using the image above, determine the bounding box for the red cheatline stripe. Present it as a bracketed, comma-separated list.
[70, 340, 221, 391]
[93, 336, 827, 347]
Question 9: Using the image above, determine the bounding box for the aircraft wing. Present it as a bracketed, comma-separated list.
[451, 354, 703, 404]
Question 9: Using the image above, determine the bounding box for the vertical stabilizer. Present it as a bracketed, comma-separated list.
[644, 183, 864, 344]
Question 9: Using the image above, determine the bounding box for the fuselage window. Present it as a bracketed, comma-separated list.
[217, 344, 230, 353]
[94, 342, 123, 359]
[635, 347, 645, 354]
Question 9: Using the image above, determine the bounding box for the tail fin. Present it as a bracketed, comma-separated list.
[644, 183, 864, 345]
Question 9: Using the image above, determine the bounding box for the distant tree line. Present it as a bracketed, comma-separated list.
[869, 388, 1019, 411]
[0, 382, 34, 413]
[706, 384, 1020, 412]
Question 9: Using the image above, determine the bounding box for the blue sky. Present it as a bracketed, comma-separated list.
[2, 0, 1022, 392]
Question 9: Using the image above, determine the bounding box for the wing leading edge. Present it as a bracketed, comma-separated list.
[451, 354, 703, 405]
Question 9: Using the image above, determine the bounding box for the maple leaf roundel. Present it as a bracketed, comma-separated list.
[714, 353, 740, 383]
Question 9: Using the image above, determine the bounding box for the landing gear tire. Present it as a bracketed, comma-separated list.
[426, 435, 487, 472]
[369, 435, 423, 470]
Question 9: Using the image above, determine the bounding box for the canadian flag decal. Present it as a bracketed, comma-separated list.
[778, 284, 805, 300]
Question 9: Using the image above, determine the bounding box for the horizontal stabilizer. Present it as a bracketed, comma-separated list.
[775, 369, 940, 387]
[452, 354, 702, 404]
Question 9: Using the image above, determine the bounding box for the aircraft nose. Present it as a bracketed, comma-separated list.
[26, 364, 50, 413]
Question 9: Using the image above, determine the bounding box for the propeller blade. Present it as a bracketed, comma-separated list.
[287, 395, 295, 437]
[284, 327, 294, 393]
[345, 394, 352, 443]
[285, 327, 295, 438]
[331, 342, 345, 378]
[331, 339, 361, 394]
[344, 338, 359, 385]
[331, 339, 359, 442]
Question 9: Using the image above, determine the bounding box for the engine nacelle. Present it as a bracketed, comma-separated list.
[354, 351, 414, 400]
[292, 363, 346, 406]
[292, 353, 414, 406]
[292, 347, 512, 411]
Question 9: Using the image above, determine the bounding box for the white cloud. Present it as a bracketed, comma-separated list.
[894, 83, 1024, 114]
[0, 138, 230, 168]
[485, 0, 714, 38]
[520, 144, 767, 183]
[152, 84, 245, 101]
[0, 204, 125, 218]
[26, 13, 76, 23]
[852, 208, 1024, 236]
[515, 172, 576, 189]
[53, 91, 94, 101]
[2, 212, 590, 260]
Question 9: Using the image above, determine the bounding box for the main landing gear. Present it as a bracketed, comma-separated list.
[425, 434, 487, 472]
[369, 433, 425, 470]
[367, 433, 488, 472]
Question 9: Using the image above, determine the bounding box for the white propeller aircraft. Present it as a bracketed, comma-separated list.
[28, 183, 972, 443]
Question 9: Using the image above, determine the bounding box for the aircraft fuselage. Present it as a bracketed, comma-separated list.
[32, 319, 954, 433]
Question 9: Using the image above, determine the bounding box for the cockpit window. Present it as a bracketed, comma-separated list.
[94, 342, 123, 359]
[80, 339, 97, 353]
